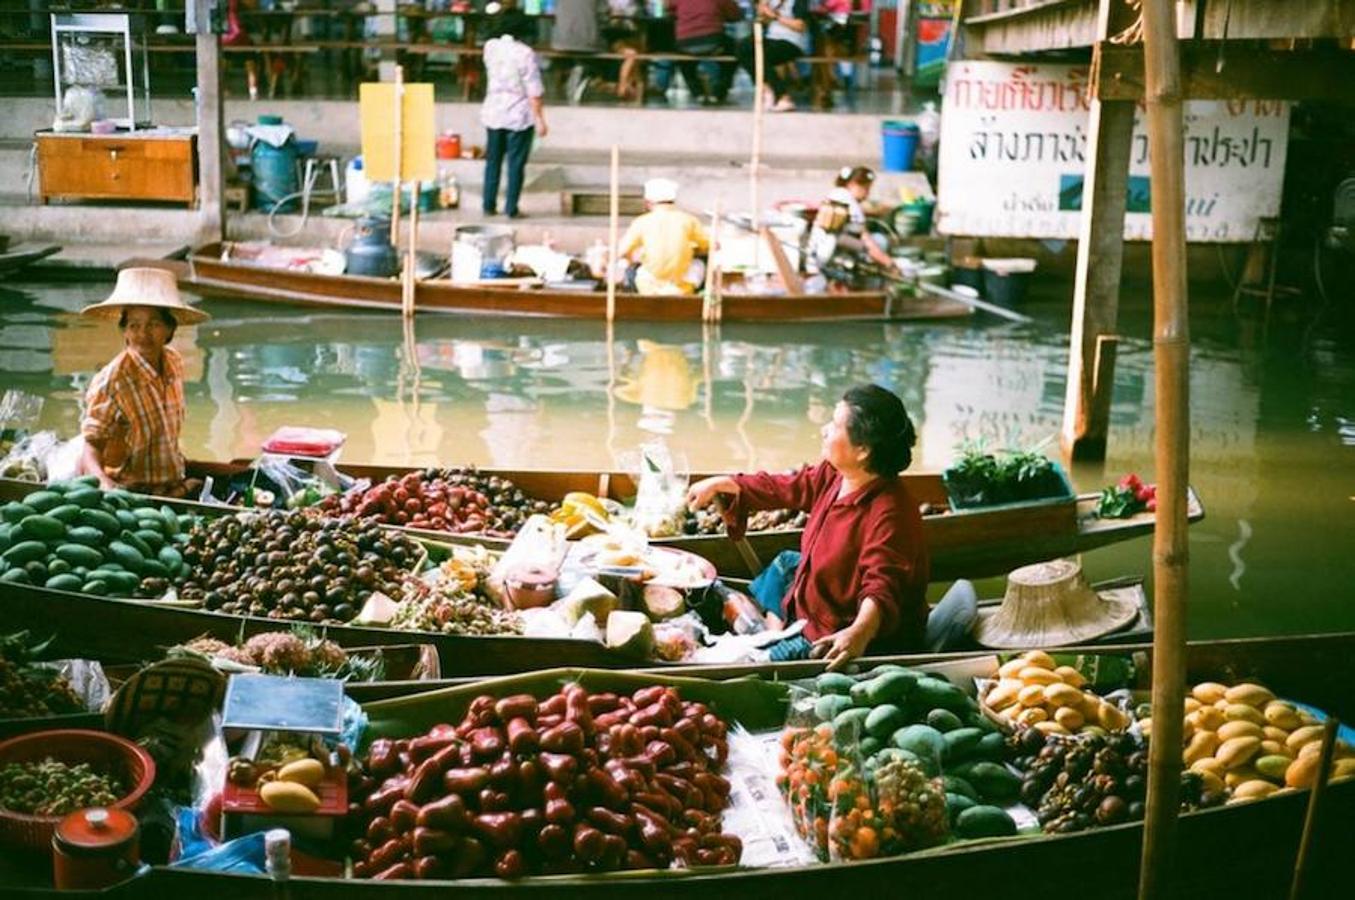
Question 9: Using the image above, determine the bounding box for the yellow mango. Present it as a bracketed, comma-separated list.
[1260, 740, 1291, 759]
[1225, 704, 1266, 726]
[1263, 726, 1292, 744]
[1191, 757, 1224, 777]
[1263, 702, 1301, 730]
[1214, 698, 1231, 712]
[1018, 684, 1047, 708]
[1055, 666, 1087, 688]
[1033, 720, 1070, 736]
[260, 780, 321, 813]
[1217, 736, 1262, 770]
[1193, 707, 1227, 732]
[1331, 759, 1355, 781]
[1199, 770, 1225, 795]
[1217, 720, 1264, 742]
[1017, 707, 1049, 726]
[1225, 767, 1261, 789]
[1138, 716, 1153, 738]
[1286, 725, 1325, 753]
[1021, 650, 1057, 670]
[277, 758, 325, 787]
[1192, 682, 1228, 704]
[985, 682, 1020, 711]
[998, 658, 1029, 679]
[1183, 731, 1221, 766]
[1183, 697, 1202, 714]
[1285, 754, 1321, 789]
[1224, 683, 1275, 709]
[1044, 683, 1084, 709]
[1054, 706, 1085, 731]
[1298, 710, 1321, 727]
[1230, 780, 1280, 802]
[1097, 702, 1129, 731]
[1019, 666, 1062, 686]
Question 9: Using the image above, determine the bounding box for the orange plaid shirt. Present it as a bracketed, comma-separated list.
[81, 347, 187, 489]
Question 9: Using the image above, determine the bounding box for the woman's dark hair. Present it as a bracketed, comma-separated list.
[835, 166, 876, 189]
[489, 8, 535, 42]
[117, 306, 178, 338]
[841, 383, 916, 477]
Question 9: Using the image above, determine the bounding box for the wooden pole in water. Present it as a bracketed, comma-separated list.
[1289, 718, 1341, 900]
[750, 22, 765, 241]
[607, 144, 620, 322]
[402, 179, 420, 318]
[704, 200, 721, 322]
[1136, 0, 1191, 897]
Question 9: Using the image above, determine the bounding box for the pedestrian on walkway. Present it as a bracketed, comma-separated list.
[670, 0, 743, 105]
[481, 8, 548, 218]
[736, 0, 809, 112]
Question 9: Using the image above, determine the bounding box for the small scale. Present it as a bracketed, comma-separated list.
[220, 675, 348, 842]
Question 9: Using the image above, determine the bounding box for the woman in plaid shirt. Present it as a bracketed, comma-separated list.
[78, 268, 210, 497]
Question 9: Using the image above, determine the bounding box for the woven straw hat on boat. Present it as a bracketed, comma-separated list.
[973, 558, 1139, 649]
[81, 266, 210, 325]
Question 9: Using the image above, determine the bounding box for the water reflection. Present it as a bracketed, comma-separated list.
[2, 281, 1353, 638]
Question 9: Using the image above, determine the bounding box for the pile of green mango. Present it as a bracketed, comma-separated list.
[0, 477, 196, 598]
[811, 666, 1020, 840]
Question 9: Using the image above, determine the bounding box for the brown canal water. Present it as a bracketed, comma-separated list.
[2, 279, 1352, 640]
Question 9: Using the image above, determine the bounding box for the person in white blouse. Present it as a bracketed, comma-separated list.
[480, 7, 549, 218]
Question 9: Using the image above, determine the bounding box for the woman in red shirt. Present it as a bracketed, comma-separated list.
[688, 384, 932, 669]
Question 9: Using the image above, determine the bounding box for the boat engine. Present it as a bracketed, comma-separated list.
[1329, 174, 1355, 253]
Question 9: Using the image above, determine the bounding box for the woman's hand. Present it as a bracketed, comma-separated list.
[812, 596, 883, 671]
[535, 117, 549, 139]
[686, 475, 739, 511]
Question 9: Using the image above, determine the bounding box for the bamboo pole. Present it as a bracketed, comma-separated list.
[1136, 0, 1192, 897]
[703, 201, 721, 323]
[402, 179, 420, 319]
[750, 21, 765, 245]
[607, 145, 620, 322]
[1289, 718, 1341, 900]
[390, 65, 404, 245]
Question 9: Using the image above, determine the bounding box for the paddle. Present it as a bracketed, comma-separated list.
[713, 495, 763, 576]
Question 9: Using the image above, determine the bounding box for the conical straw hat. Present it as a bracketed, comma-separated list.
[972, 558, 1139, 649]
[80, 266, 210, 325]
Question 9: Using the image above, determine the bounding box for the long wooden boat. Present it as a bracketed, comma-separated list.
[164, 244, 976, 323]
[1, 633, 1351, 898]
[171, 461, 1205, 581]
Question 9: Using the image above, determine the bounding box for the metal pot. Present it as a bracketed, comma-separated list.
[344, 217, 400, 278]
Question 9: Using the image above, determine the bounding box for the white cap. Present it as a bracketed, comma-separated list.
[644, 178, 678, 204]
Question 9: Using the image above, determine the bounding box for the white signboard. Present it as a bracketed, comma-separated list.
[936, 61, 1290, 242]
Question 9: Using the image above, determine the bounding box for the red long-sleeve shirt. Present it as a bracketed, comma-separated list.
[728, 461, 930, 649]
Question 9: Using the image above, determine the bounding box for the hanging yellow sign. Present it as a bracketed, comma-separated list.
[359, 81, 436, 183]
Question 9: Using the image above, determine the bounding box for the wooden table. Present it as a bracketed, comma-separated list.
[35, 129, 198, 207]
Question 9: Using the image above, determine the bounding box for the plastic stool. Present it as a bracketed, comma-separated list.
[301, 155, 343, 205]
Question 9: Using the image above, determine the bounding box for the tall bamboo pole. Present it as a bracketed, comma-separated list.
[1137, 1, 1191, 897]
[390, 65, 404, 245]
[750, 22, 765, 242]
[607, 145, 620, 322]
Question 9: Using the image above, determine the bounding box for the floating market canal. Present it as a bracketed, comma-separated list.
[1, 278, 1352, 640]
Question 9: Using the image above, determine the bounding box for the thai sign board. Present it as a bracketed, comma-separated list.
[936, 61, 1290, 242]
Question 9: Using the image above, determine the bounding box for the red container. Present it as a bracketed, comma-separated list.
[436, 132, 462, 160]
[52, 807, 140, 890]
[0, 730, 156, 852]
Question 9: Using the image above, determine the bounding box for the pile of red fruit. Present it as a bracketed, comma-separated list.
[316, 469, 553, 538]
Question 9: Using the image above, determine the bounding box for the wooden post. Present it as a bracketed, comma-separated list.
[193, 0, 224, 242]
[607, 145, 620, 321]
[390, 66, 404, 244]
[762, 226, 803, 295]
[703, 201, 721, 322]
[1060, 0, 1139, 461]
[750, 22, 765, 238]
[1289, 718, 1341, 900]
[402, 180, 420, 318]
[1137, 0, 1191, 897]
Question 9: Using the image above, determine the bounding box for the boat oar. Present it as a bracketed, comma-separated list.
[915, 280, 1033, 324]
[713, 495, 763, 576]
[1289, 717, 1341, 900]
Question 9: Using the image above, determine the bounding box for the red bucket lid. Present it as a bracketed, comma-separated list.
[54, 808, 139, 854]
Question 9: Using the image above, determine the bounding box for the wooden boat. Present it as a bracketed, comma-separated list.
[0, 243, 60, 274]
[0, 632, 1351, 898]
[164, 244, 976, 323]
[172, 461, 1205, 581]
[0, 569, 1156, 677]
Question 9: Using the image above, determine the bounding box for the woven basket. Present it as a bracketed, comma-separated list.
[0, 729, 155, 852]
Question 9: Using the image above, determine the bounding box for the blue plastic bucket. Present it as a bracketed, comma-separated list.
[881, 120, 920, 172]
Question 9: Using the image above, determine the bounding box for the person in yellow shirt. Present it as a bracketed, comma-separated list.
[619, 179, 709, 295]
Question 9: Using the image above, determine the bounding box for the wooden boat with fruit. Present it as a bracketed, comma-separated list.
[0, 632, 1351, 898]
[166, 460, 1205, 581]
[156, 246, 976, 323]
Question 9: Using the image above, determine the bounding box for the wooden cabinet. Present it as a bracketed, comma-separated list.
[36, 131, 198, 207]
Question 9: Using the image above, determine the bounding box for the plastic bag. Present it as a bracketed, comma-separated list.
[622, 441, 690, 538]
[48, 658, 112, 712]
[0, 430, 59, 481]
[488, 514, 566, 608]
[826, 739, 950, 862]
[0, 389, 43, 457]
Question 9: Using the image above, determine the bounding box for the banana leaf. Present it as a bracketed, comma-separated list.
[361, 667, 792, 743]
